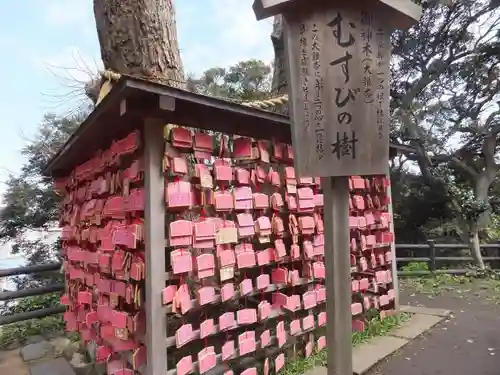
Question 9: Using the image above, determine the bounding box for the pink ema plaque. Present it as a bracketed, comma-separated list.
[198, 347, 216, 374]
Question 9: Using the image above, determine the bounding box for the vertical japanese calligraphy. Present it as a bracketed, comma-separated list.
[361, 11, 374, 105]
[375, 27, 388, 140]
[299, 24, 311, 133]
[328, 11, 358, 160]
[286, 4, 391, 177]
[331, 131, 359, 160]
[311, 23, 325, 160]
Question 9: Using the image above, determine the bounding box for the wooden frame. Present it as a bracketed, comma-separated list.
[44, 76, 406, 375]
[44, 75, 407, 178]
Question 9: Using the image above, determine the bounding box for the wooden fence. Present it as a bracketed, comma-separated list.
[396, 241, 500, 276]
[1, 241, 499, 327]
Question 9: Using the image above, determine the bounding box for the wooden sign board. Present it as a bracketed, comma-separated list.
[284, 2, 392, 177]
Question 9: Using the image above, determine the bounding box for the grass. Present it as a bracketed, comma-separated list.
[399, 262, 500, 308]
[399, 262, 472, 296]
[280, 312, 411, 375]
[0, 314, 66, 349]
[400, 273, 471, 295]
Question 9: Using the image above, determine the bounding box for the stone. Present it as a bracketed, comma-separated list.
[63, 341, 83, 360]
[42, 330, 65, 341]
[50, 337, 71, 357]
[21, 341, 52, 362]
[69, 353, 93, 375]
[25, 336, 46, 345]
[400, 305, 452, 317]
[85, 341, 97, 363]
[93, 363, 106, 375]
[390, 313, 444, 339]
[29, 357, 76, 375]
[352, 336, 409, 374]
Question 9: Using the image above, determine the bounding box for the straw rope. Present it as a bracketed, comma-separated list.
[97, 69, 289, 110]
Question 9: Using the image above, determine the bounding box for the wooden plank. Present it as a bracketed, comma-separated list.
[253, 0, 422, 28]
[378, 0, 422, 28]
[322, 176, 352, 374]
[285, 2, 391, 177]
[143, 119, 167, 375]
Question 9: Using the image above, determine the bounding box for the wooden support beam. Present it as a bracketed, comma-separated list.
[322, 176, 352, 375]
[143, 118, 167, 375]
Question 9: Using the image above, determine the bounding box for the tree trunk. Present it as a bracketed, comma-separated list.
[469, 230, 485, 269]
[467, 173, 493, 269]
[270, 15, 287, 96]
[93, 0, 185, 88]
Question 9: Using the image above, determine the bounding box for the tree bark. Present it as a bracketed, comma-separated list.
[468, 172, 495, 269]
[93, 0, 185, 88]
[270, 15, 287, 96]
[469, 230, 485, 269]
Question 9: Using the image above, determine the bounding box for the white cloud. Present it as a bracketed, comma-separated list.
[38, 0, 275, 79]
[178, 0, 275, 75]
[216, 0, 274, 50]
[44, 0, 93, 28]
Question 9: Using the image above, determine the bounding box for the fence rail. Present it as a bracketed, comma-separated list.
[0, 262, 64, 325]
[0, 242, 498, 325]
[396, 241, 500, 276]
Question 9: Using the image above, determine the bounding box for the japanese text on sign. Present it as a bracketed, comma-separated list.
[361, 11, 374, 105]
[328, 12, 359, 160]
[312, 23, 325, 160]
[299, 24, 310, 133]
[287, 5, 390, 177]
[375, 27, 387, 140]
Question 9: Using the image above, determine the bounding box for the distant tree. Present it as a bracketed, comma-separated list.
[390, 0, 500, 268]
[269, 0, 500, 268]
[187, 59, 272, 101]
[0, 111, 85, 347]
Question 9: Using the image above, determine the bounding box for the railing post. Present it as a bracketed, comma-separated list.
[428, 240, 436, 273]
[496, 240, 500, 270]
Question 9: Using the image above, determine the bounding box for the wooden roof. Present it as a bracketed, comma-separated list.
[43, 75, 408, 177]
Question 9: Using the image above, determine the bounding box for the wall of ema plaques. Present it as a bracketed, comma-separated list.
[56, 130, 146, 374]
[56, 127, 395, 375]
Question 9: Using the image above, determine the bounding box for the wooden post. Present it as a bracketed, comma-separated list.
[322, 176, 352, 374]
[143, 119, 167, 375]
[386, 173, 400, 310]
[428, 240, 436, 273]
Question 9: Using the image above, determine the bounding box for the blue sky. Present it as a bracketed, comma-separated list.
[0, 0, 274, 195]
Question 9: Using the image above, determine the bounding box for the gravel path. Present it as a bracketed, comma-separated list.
[367, 282, 500, 375]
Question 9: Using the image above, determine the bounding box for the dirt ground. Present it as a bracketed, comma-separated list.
[367, 279, 500, 375]
[0, 348, 29, 375]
